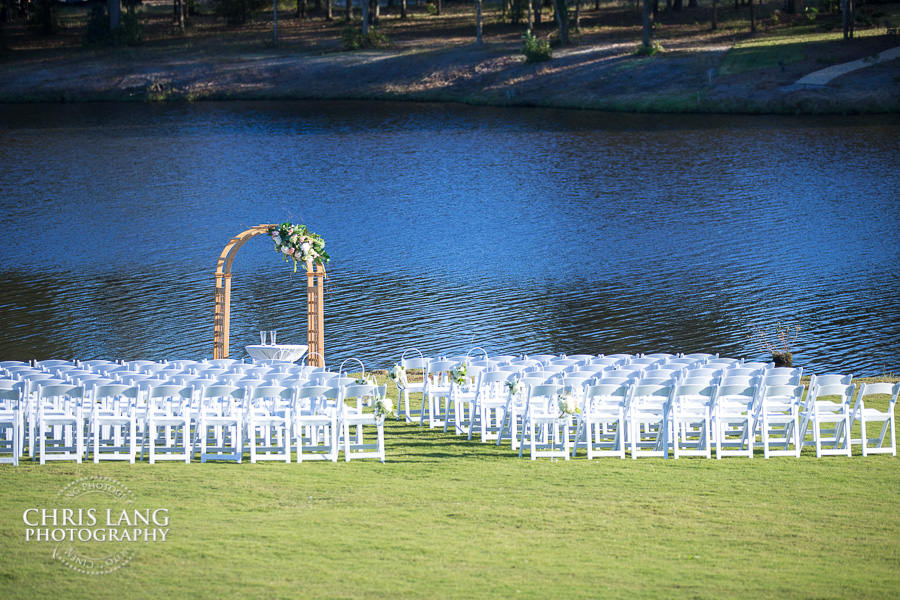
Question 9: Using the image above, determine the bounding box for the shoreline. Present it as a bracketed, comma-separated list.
[2, 12, 899, 114]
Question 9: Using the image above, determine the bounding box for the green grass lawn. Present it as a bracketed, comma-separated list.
[1, 379, 898, 599]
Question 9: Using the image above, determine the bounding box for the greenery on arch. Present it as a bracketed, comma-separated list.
[267, 222, 330, 273]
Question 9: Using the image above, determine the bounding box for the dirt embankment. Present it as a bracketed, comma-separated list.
[1, 5, 898, 114]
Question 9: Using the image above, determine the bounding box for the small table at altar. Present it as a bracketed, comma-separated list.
[245, 344, 309, 363]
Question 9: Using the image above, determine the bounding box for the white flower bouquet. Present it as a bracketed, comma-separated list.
[267, 222, 330, 273]
[557, 390, 580, 417]
[371, 396, 395, 421]
[450, 364, 467, 385]
[505, 378, 524, 396]
[389, 364, 408, 388]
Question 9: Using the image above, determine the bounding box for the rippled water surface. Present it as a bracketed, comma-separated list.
[0, 101, 898, 375]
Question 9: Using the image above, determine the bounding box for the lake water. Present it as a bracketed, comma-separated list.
[0, 101, 898, 375]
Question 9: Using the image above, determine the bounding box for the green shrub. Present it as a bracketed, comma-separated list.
[521, 29, 552, 65]
[425, 2, 438, 15]
[341, 26, 391, 50]
[804, 7, 818, 22]
[634, 41, 663, 57]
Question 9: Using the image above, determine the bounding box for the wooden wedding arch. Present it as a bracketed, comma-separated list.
[213, 224, 325, 366]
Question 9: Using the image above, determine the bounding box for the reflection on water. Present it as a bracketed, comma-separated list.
[0, 101, 898, 375]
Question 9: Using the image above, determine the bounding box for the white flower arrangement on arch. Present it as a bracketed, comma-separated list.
[267, 222, 330, 273]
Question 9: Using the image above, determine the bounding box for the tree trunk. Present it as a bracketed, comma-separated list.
[345, 0, 351, 20]
[109, 0, 120, 32]
[401, 0, 407, 18]
[436, 0, 441, 15]
[326, 0, 332, 20]
[362, 0, 369, 33]
[298, 0, 307, 19]
[672, 0, 681, 11]
[476, 0, 482, 43]
[641, 0, 652, 48]
[533, 0, 541, 24]
[594, 0, 599, 9]
[711, 0, 717, 29]
[177, 0, 185, 31]
[574, 0, 580, 31]
[652, 0, 658, 19]
[749, 0, 755, 32]
[553, 0, 569, 45]
[688, 0, 697, 7]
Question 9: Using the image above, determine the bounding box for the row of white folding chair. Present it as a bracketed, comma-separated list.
[2, 376, 384, 464]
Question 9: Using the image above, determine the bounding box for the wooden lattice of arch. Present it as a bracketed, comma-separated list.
[213, 224, 325, 366]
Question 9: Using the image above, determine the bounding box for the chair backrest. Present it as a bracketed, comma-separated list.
[722, 367, 763, 379]
[37, 383, 84, 398]
[643, 353, 675, 361]
[760, 384, 804, 408]
[401, 357, 429, 371]
[425, 360, 457, 382]
[672, 383, 717, 407]
[629, 383, 673, 407]
[584, 383, 630, 411]
[809, 383, 854, 406]
[566, 354, 596, 363]
[526, 383, 563, 414]
[854, 382, 900, 412]
[548, 358, 581, 368]
[809, 373, 853, 389]
[296, 384, 337, 400]
[35, 359, 76, 369]
[341, 383, 380, 400]
[740, 362, 774, 371]
[714, 384, 758, 409]
[92, 383, 139, 398]
[205, 359, 241, 368]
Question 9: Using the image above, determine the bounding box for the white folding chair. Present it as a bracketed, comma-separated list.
[339, 383, 388, 462]
[798, 382, 854, 457]
[469, 371, 512, 443]
[712, 383, 758, 458]
[572, 382, 629, 459]
[496, 376, 546, 450]
[753, 383, 804, 458]
[0, 384, 23, 466]
[850, 382, 899, 456]
[245, 385, 293, 463]
[294, 384, 340, 462]
[35, 384, 85, 464]
[421, 359, 457, 429]
[141, 383, 194, 464]
[446, 364, 484, 435]
[395, 351, 428, 423]
[89, 384, 139, 463]
[196, 385, 245, 463]
[670, 383, 716, 459]
[627, 383, 673, 459]
[518, 383, 569, 460]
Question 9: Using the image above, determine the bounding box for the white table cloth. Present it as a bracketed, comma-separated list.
[245, 344, 309, 363]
